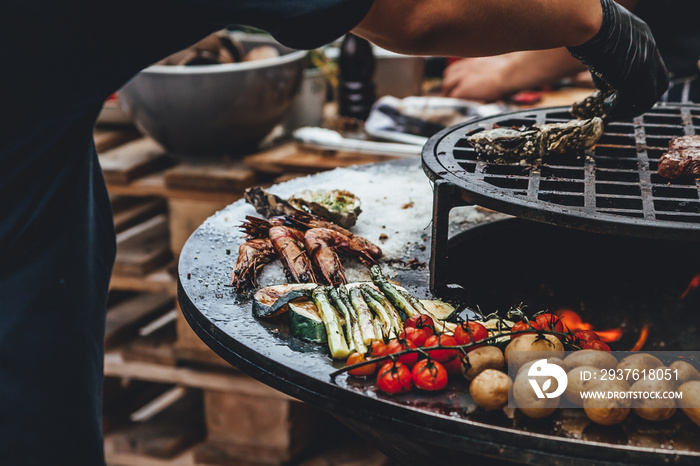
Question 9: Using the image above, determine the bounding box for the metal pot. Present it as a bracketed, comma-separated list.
[118, 33, 306, 156]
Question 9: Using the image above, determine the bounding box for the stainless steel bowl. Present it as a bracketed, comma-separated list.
[118, 34, 306, 155]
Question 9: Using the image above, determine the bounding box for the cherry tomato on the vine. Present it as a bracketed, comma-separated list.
[581, 340, 611, 352]
[575, 330, 600, 342]
[535, 313, 564, 333]
[411, 359, 448, 391]
[369, 340, 387, 358]
[442, 355, 464, 375]
[385, 338, 418, 367]
[404, 314, 435, 336]
[400, 326, 430, 348]
[377, 361, 412, 394]
[424, 334, 459, 363]
[346, 352, 377, 377]
[454, 321, 488, 349]
[510, 320, 541, 338]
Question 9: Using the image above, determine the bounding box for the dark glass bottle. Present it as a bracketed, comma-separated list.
[338, 33, 376, 121]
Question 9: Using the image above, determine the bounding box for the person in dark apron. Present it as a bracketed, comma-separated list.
[0, 0, 666, 463]
[443, 0, 697, 104]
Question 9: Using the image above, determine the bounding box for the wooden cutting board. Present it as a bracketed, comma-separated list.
[163, 159, 257, 192]
[243, 141, 407, 175]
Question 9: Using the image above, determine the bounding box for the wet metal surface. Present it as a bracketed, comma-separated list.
[179, 158, 700, 465]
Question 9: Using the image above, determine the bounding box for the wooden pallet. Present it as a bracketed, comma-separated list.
[112, 196, 167, 234]
[110, 263, 178, 297]
[105, 293, 174, 349]
[114, 214, 172, 277]
[106, 387, 205, 460]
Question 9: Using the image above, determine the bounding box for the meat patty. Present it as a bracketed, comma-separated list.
[658, 135, 700, 179]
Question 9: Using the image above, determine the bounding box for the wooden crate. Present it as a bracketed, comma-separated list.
[105, 293, 174, 349]
[107, 387, 205, 459]
[197, 390, 330, 465]
[114, 214, 172, 276]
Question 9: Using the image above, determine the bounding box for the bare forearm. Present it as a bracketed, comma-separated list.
[354, 0, 603, 57]
[501, 49, 588, 90]
[441, 49, 588, 101]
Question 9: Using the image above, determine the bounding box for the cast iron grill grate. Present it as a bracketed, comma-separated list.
[422, 104, 700, 296]
[423, 104, 700, 239]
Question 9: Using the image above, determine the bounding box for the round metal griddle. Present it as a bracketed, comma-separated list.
[422, 104, 700, 241]
[178, 159, 700, 465]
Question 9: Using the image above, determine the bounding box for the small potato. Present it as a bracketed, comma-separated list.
[562, 350, 618, 372]
[616, 354, 664, 376]
[670, 360, 700, 386]
[565, 366, 604, 405]
[583, 379, 631, 425]
[630, 379, 676, 421]
[505, 334, 564, 371]
[243, 45, 280, 62]
[678, 381, 700, 427]
[512, 370, 559, 419]
[462, 346, 505, 381]
[469, 369, 512, 411]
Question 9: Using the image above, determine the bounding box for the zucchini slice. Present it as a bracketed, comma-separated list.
[419, 299, 457, 321]
[289, 301, 327, 344]
[252, 283, 317, 318]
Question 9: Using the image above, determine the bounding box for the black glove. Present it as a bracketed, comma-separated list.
[567, 0, 669, 120]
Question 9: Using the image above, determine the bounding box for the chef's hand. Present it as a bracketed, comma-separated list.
[567, 0, 668, 119]
[442, 55, 515, 101]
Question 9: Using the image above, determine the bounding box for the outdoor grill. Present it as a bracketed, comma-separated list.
[178, 104, 700, 465]
[423, 103, 700, 297]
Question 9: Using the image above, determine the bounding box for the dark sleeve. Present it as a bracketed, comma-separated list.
[262, 0, 376, 49]
[168, 0, 375, 50]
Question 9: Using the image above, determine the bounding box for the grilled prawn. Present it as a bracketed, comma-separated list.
[288, 214, 382, 264]
[268, 226, 317, 284]
[304, 228, 379, 286]
[244, 187, 381, 261]
[235, 214, 382, 290]
[238, 216, 317, 284]
[230, 238, 277, 293]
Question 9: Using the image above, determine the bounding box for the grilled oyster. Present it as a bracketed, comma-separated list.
[544, 117, 605, 153]
[467, 127, 545, 163]
[571, 89, 615, 120]
[288, 190, 362, 228]
[467, 117, 604, 163]
[244, 187, 362, 228]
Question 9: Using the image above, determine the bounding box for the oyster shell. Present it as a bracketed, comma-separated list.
[288, 190, 362, 228]
[467, 127, 545, 163]
[571, 89, 614, 120]
[543, 117, 605, 154]
[467, 117, 604, 163]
